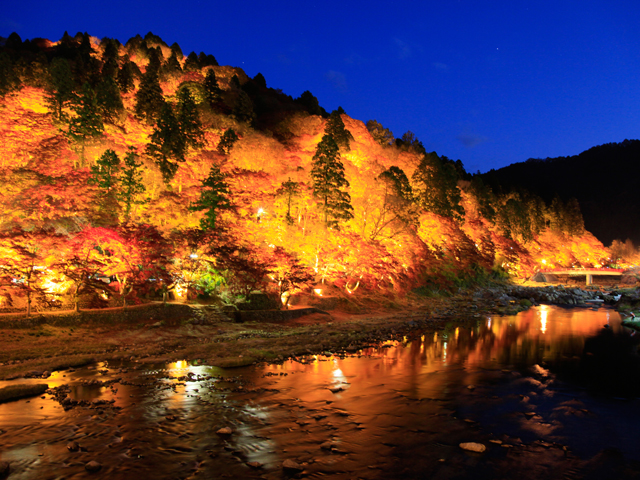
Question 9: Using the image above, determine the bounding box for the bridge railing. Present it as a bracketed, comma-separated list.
[541, 267, 625, 273]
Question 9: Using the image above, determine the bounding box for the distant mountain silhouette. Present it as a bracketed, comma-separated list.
[481, 140, 640, 246]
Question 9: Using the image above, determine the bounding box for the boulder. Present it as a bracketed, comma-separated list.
[459, 442, 486, 453]
[283, 459, 304, 472]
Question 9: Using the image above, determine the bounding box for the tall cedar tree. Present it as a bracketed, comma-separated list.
[67, 82, 104, 165]
[118, 148, 146, 221]
[232, 91, 255, 124]
[311, 134, 354, 229]
[217, 129, 238, 155]
[204, 69, 222, 106]
[190, 163, 232, 231]
[325, 110, 353, 151]
[162, 50, 183, 79]
[46, 57, 75, 120]
[96, 76, 124, 123]
[412, 152, 464, 221]
[90, 149, 121, 222]
[117, 58, 135, 93]
[90, 149, 120, 192]
[276, 178, 301, 224]
[134, 68, 165, 124]
[170, 42, 184, 60]
[0, 52, 20, 97]
[176, 88, 204, 149]
[183, 52, 200, 72]
[145, 103, 185, 183]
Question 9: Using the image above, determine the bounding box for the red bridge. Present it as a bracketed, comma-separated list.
[540, 267, 625, 285]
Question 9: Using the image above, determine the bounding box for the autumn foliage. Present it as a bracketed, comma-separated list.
[0, 31, 610, 313]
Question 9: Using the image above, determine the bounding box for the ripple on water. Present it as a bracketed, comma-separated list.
[1, 306, 640, 479]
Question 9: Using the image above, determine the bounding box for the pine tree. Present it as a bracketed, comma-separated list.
[89, 149, 121, 223]
[96, 76, 124, 123]
[203, 68, 222, 106]
[412, 152, 464, 221]
[90, 149, 121, 191]
[170, 42, 184, 60]
[146, 47, 163, 76]
[198, 52, 218, 67]
[145, 103, 185, 183]
[117, 58, 135, 93]
[190, 163, 232, 231]
[100, 38, 120, 78]
[183, 52, 200, 71]
[294, 90, 325, 116]
[324, 110, 353, 151]
[67, 82, 104, 165]
[0, 52, 20, 97]
[232, 91, 255, 124]
[311, 134, 354, 228]
[134, 68, 165, 124]
[217, 129, 239, 155]
[46, 57, 75, 120]
[176, 87, 204, 149]
[253, 72, 266, 89]
[118, 148, 146, 221]
[161, 50, 183, 79]
[276, 178, 301, 224]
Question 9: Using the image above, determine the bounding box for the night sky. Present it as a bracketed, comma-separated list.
[2, 0, 639, 173]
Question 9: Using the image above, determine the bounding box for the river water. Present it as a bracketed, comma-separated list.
[1, 305, 640, 479]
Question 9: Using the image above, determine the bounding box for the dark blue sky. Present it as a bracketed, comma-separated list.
[3, 1, 639, 172]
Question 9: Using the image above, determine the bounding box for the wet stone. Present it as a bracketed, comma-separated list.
[283, 459, 304, 472]
[217, 427, 233, 435]
[67, 441, 80, 452]
[459, 442, 486, 453]
[85, 461, 102, 472]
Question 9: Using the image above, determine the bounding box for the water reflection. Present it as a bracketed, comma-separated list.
[1, 306, 639, 480]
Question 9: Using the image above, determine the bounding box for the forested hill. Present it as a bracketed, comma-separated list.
[0, 31, 611, 313]
[481, 140, 640, 246]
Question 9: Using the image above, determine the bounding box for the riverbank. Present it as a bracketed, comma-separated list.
[0, 282, 630, 381]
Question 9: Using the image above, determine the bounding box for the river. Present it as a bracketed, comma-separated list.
[1, 305, 640, 479]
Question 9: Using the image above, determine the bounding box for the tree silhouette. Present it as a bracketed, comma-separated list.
[325, 110, 353, 151]
[412, 152, 464, 221]
[276, 178, 301, 224]
[311, 134, 354, 228]
[176, 87, 204, 149]
[90, 149, 121, 223]
[217, 129, 239, 155]
[0, 52, 20, 97]
[190, 163, 232, 231]
[117, 58, 136, 93]
[96, 76, 124, 123]
[134, 67, 165, 124]
[67, 82, 104, 165]
[203, 68, 222, 107]
[118, 148, 146, 221]
[145, 103, 185, 183]
[46, 57, 75, 120]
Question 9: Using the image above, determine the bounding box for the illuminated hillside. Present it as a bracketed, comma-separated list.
[0, 32, 609, 313]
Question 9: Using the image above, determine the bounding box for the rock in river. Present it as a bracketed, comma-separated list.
[459, 442, 486, 453]
[216, 427, 233, 435]
[283, 459, 304, 473]
[85, 461, 102, 472]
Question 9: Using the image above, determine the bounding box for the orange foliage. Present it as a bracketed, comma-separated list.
[0, 39, 612, 309]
